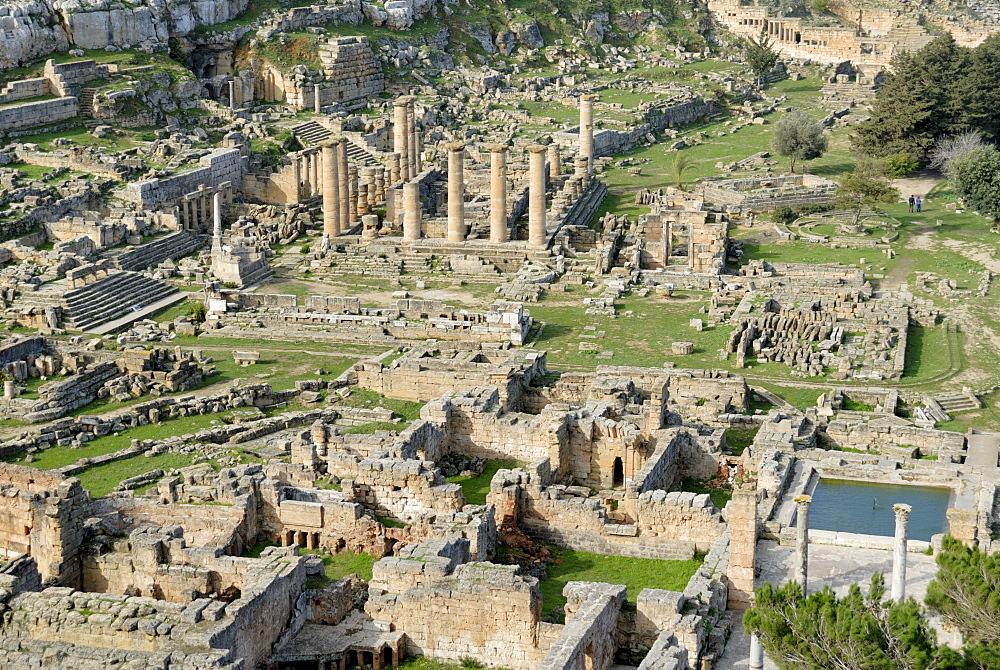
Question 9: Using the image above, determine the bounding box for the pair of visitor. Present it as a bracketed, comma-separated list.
[908, 194, 923, 212]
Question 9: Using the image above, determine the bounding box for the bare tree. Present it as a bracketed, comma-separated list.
[929, 130, 987, 177]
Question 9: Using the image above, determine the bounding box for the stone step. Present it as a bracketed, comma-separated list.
[291, 121, 334, 146]
[62, 271, 182, 332]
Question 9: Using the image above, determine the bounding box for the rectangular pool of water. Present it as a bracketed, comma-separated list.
[809, 479, 951, 542]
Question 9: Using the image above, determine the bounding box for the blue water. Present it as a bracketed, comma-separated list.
[808, 479, 951, 542]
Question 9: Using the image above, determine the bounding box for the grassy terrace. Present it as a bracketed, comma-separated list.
[536, 546, 702, 617]
[446, 458, 522, 505]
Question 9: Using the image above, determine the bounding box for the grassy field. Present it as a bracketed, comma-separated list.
[446, 459, 522, 505]
[537, 546, 702, 616]
[528, 292, 730, 370]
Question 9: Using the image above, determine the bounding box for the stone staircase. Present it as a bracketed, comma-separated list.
[290, 121, 333, 146]
[930, 391, 981, 413]
[291, 122, 379, 166]
[62, 271, 183, 333]
[344, 138, 378, 167]
[109, 231, 203, 272]
[889, 19, 934, 54]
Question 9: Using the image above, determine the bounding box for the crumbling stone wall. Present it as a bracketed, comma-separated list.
[0, 464, 86, 585]
[366, 539, 550, 669]
[537, 582, 626, 670]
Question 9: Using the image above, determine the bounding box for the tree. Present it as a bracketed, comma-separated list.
[743, 29, 780, 88]
[835, 157, 899, 225]
[772, 111, 828, 173]
[671, 152, 694, 189]
[948, 145, 1000, 223]
[883, 151, 919, 183]
[745, 574, 970, 670]
[925, 536, 1000, 648]
[928, 130, 987, 177]
[853, 35, 969, 160]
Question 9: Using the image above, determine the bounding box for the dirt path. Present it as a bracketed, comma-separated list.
[894, 169, 943, 203]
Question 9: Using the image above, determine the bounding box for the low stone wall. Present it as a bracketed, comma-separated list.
[0, 97, 78, 133]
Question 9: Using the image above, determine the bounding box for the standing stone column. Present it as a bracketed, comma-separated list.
[548, 143, 561, 179]
[348, 165, 359, 223]
[212, 191, 223, 250]
[794, 495, 811, 594]
[229, 80, 237, 109]
[414, 129, 423, 174]
[389, 153, 401, 184]
[487, 143, 508, 243]
[311, 151, 320, 197]
[314, 84, 322, 113]
[727, 489, 757, 610]
[580, 94, 596, 174]
[322, 141, 340, 236]
[292, 155, 302, 202]
[403, 181, 421, 241]
[375, 168, 386, 202]
[575, 156, 591, 189]
[749, 635, 765, 670]
[337, 138, 350, 227]
[407, 99, 418, 178]
[528, 144, 548, 248]
[446, 142, 466, 242]
[394, 100, 409, 182]
[892, 503, 912, 602]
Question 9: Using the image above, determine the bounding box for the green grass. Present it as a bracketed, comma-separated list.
[300, 549, 377, 586]
[528, 293, 731, 370]
[446, 459, 522, 505]
[680, 477, 732, 510]
[725, 427, 759, 456]
[76, 451, 204, 497]
[336, 388, 424, 421]
[538, 546, 702, 616]
[757, 384, 821, 410]
[3, 411, 233, 470]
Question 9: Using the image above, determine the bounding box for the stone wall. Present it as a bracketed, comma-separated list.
[825, 418, 966, 461]
[366, 539, 550, 669]
[0, 463, 87, 584]
[0, 96, 78, 133]
[121, 148, 243, 208]
[537, 582, 626, 670]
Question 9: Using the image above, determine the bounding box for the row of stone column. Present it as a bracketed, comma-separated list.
[179, 182, 233, 231]
[393, 96, 421, 182]
[293, 147, 322, 201]
[399, 142, 551, 247]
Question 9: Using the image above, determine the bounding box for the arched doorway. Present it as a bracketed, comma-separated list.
[202, 82, 216, 100]
[612, 457, 624, 488]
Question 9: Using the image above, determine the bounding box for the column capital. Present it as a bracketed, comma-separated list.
[394, 97, 409, 107]
[445, 141, 466, 153]
[581, 93, 598, 102]
[483, 143, 508, 154]
[527, 144, 548, 154]
[893, 503, 912, 519]
[793, 495, 812, 505]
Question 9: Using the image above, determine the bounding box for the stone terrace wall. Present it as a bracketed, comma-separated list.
[0, 77, 51, 105]
[0, 97, 78, 133]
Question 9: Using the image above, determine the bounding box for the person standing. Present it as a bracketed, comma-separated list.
[908, 194, 915, 212]
[916, 195, 922, 213]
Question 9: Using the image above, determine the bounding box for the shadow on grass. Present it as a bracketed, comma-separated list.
[535, 323, 574, 343]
